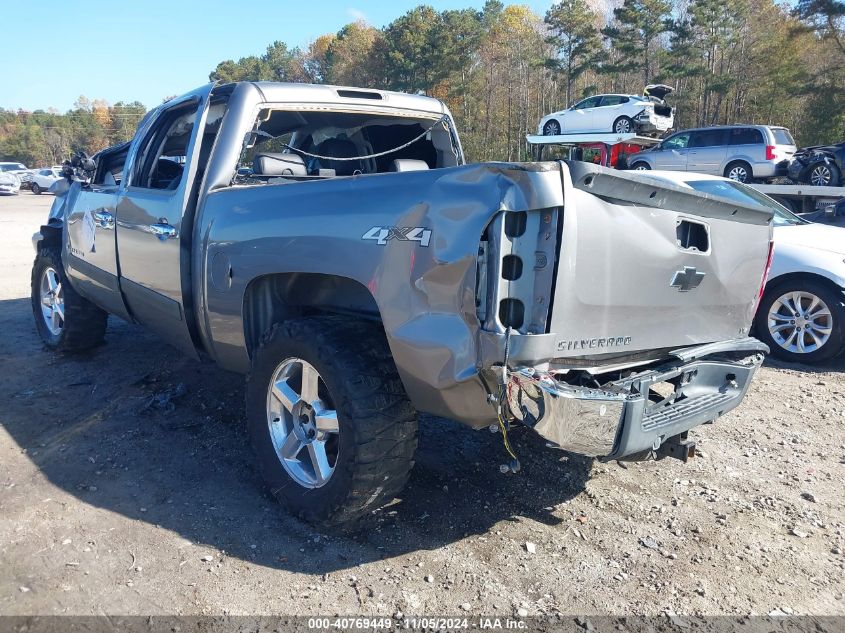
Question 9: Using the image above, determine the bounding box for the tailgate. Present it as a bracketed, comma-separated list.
[548, 161, 773, 358]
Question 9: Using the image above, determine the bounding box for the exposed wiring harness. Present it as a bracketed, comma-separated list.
[496, 326, 520, 473]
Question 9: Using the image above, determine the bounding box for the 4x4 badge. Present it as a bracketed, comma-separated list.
[671, 266, 705, 291]
[363, 226, 432, 246]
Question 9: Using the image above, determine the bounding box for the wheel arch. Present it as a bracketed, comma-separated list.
[242, 272, 382, 359]
[763, 271, 845, 301]
[723, 157, 754, 177]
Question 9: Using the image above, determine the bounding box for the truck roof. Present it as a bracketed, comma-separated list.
[234, 82, 448, 116]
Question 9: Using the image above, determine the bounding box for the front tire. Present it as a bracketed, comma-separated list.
[808, 162, 840, 187]
[31, 182, 41, 195]
[725, 161, 753, 183]
[631, 161, 651, 171]
[246, 317, 419, 528]
[31, 245, 107, 352]
[754, 279, 845, 364]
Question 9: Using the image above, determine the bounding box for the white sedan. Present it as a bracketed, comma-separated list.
[29, 168, 62, 194]
[539, 86, 675, 136]
[0, 171, 21, 195]
[644, 171, 845, 364]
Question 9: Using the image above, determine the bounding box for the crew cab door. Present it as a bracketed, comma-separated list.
[115, 84, 215, 358]
[64, 182, 129, 320]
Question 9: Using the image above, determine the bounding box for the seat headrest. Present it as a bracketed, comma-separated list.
[316, 138, 360, 176]
[253, 153, 307, 176]
[390, 159, 429, 172]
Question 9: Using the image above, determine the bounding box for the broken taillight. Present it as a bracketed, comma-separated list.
[754, 240, 775, 313]
[765, 145, 776, 160]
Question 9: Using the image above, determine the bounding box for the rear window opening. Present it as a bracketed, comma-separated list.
[234, 108, 460, 185]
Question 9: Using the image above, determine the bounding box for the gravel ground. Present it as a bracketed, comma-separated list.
[1, 193, 843, 618]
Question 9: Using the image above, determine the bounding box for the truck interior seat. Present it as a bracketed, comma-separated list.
[254, 153, 307, 177]
[391, 159, 429, 172]
[314, 138, 361, 176]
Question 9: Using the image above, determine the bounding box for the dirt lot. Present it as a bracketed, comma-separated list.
[1, 193, 843, 618]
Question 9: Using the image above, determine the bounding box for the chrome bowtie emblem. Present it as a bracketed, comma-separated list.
[670, 266, 705, 291]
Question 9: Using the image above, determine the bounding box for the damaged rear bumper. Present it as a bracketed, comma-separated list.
[507, 338, 767, 459]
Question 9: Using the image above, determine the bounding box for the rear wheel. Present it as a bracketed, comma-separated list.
[543, 119, 561, 136]
[31, 182, 41, 195]
[755, 279, 845, 364]
[808, 163, 840, 187]
[31, 245, 107, 352]
[613, 116, 634, 134]
[246, 317, 418, 528]
[724, 161, 752, 183]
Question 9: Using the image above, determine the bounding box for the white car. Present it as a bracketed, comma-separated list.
[539, 85, 675, 136]
[0, 171, 21, 195]
[29, 168, 62, 194]
[644, 171, 845, 364]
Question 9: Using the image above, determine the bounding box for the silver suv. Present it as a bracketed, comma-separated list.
[629, 124, 796, 183]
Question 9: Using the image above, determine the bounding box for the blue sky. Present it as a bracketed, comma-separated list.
[3, 0, 553, 112]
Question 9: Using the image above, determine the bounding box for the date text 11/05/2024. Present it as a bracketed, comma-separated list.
[306, 617, 527, 630]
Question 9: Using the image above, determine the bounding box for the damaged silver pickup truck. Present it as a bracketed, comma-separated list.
[32, 82, 774, 526]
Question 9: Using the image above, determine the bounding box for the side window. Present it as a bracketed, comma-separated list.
[572, 96, 600, 110]
[40, 169, 51, 176]
[689, 129, 727, 148]
[132, 102, 198, 190]
[599, 96, 625, 107]
[728, 127, 764, 146]
[663, 133, 690, 150]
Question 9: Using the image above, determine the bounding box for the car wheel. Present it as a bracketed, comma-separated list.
[808, 163, 840, 187]
[613, 116, 634, 134]
[754, 279, 845, 364]
[631, 161, 651, 171]
[31, 245, 108, 352]
[31, 183, 41, 195]
[543, 120, 561, 136]
[246, 316, 419, 529]
[724, 161, 752, 183]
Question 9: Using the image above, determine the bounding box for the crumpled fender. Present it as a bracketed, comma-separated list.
[198, 161, 564, 425]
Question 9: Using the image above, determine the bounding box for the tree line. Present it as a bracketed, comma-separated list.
[2, 0, 843, 166]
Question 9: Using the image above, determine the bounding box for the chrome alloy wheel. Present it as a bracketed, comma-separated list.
[768, 291, 833, 355]
[266, 357, 339, 488]
[727, 164, 750, 182]
[543, 120, 560, 136]
[809, 164, 833, 186]
[39, 266, 64, 336]
[614, 118, 632, 133]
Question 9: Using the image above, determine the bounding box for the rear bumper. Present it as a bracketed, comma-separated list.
[633, 110, 673, 132]
[508, 338, 767, 459]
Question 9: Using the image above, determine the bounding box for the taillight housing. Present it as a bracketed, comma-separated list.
[754, 241, 775, 314]
[765, 145, 776, 161]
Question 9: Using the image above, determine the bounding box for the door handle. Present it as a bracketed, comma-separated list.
[148, 222, 178, 241]
[92, 210, 114, 229]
